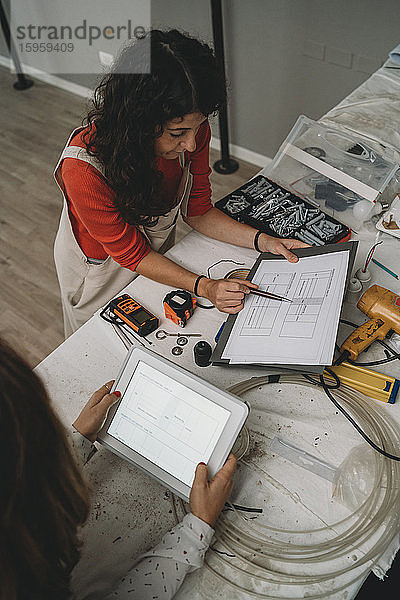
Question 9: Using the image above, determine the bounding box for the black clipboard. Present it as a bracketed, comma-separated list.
[211, 241, 358, 374]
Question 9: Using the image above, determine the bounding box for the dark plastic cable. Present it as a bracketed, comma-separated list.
[302, 370, 340, 389]
[320, 369, 400, 461]
[206, 259, 246, 278]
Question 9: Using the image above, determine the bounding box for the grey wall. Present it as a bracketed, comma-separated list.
[2, 0, 400, 160]
[152, 0, 400, 159]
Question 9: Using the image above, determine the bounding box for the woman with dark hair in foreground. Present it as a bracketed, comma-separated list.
[53, 28, 306, 337]
[0, 338, 236, 599]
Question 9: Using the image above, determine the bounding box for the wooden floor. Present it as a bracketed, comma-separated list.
[0, 66, 259, 367]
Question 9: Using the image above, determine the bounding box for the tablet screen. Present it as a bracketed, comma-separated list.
[107, 360, 231, 486]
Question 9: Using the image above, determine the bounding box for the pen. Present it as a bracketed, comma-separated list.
[371, 258, 399, 280]
[248, 289, 292, 303]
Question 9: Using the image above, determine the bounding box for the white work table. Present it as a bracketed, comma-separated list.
[36, 64, 400, 600]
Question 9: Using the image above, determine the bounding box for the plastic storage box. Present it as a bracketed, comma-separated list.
[259, 115, 399, 232]
[215, 174, 350, 246]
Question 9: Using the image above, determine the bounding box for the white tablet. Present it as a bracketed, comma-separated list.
[97, 346, 248, 501]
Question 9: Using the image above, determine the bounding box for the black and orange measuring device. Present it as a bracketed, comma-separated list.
[102, 294, 159, 337]
[163, 290, 196, 327]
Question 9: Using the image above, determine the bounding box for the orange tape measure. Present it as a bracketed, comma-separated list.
[163, 290, 196, 327]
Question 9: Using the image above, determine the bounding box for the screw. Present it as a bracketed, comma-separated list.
[302, 229, 324, 245]
[306, 213, 324, 227]
[296, 230, 313, 244]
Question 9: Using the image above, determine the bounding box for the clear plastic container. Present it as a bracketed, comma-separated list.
[261, 115, 399, 231]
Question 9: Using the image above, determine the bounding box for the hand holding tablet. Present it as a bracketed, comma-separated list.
[190, 453, 237, 527]
[96, 346, 248, 502]
[72, 380, 120, 442]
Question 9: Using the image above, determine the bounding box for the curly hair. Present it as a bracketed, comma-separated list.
[83, 29, 226, 226]
[0, 339, 90, 600]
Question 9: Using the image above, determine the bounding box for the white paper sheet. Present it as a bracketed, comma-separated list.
[221, 251, 349, 366]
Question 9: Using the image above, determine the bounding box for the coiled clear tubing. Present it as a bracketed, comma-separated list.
[174, 375, 400, 599]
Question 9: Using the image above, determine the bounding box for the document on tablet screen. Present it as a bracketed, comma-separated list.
[108, 361, 231, 486]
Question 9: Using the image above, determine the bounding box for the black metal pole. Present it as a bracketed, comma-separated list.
[0, 0, 33, 90]
[210, 0, 238, 174]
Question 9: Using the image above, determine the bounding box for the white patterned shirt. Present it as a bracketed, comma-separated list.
[71, 430, 214, 599]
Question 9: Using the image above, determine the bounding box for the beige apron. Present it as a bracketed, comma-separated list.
[53, 127, 193, 338]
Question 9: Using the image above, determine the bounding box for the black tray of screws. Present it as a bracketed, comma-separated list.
[214, 175, 351, 246]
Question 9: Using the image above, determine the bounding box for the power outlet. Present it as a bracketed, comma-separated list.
[98, 50, 114, 68]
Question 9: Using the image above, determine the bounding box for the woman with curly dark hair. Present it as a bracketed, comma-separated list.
[0, 337, 237, 599]
[54, 28, 306, 336]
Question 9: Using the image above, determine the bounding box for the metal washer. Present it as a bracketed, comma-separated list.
[172, 346, 183, 356]
[177, 336, 188, 346]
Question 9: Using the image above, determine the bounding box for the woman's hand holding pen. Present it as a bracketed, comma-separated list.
[198, 277, 258, 313]
[196, 232, 309, 313]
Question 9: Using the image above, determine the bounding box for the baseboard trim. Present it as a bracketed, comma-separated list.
[209, 137, 271, 168]
[0, 55, 92, 99]
[1, 54, 271, 167]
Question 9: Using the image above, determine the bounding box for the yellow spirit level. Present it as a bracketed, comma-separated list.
[326, 362, 399, 403]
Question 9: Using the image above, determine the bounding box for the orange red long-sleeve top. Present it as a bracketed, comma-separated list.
[60, 120, 213, 270]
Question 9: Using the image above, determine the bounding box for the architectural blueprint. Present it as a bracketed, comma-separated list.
[221, 251, 350, 366]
